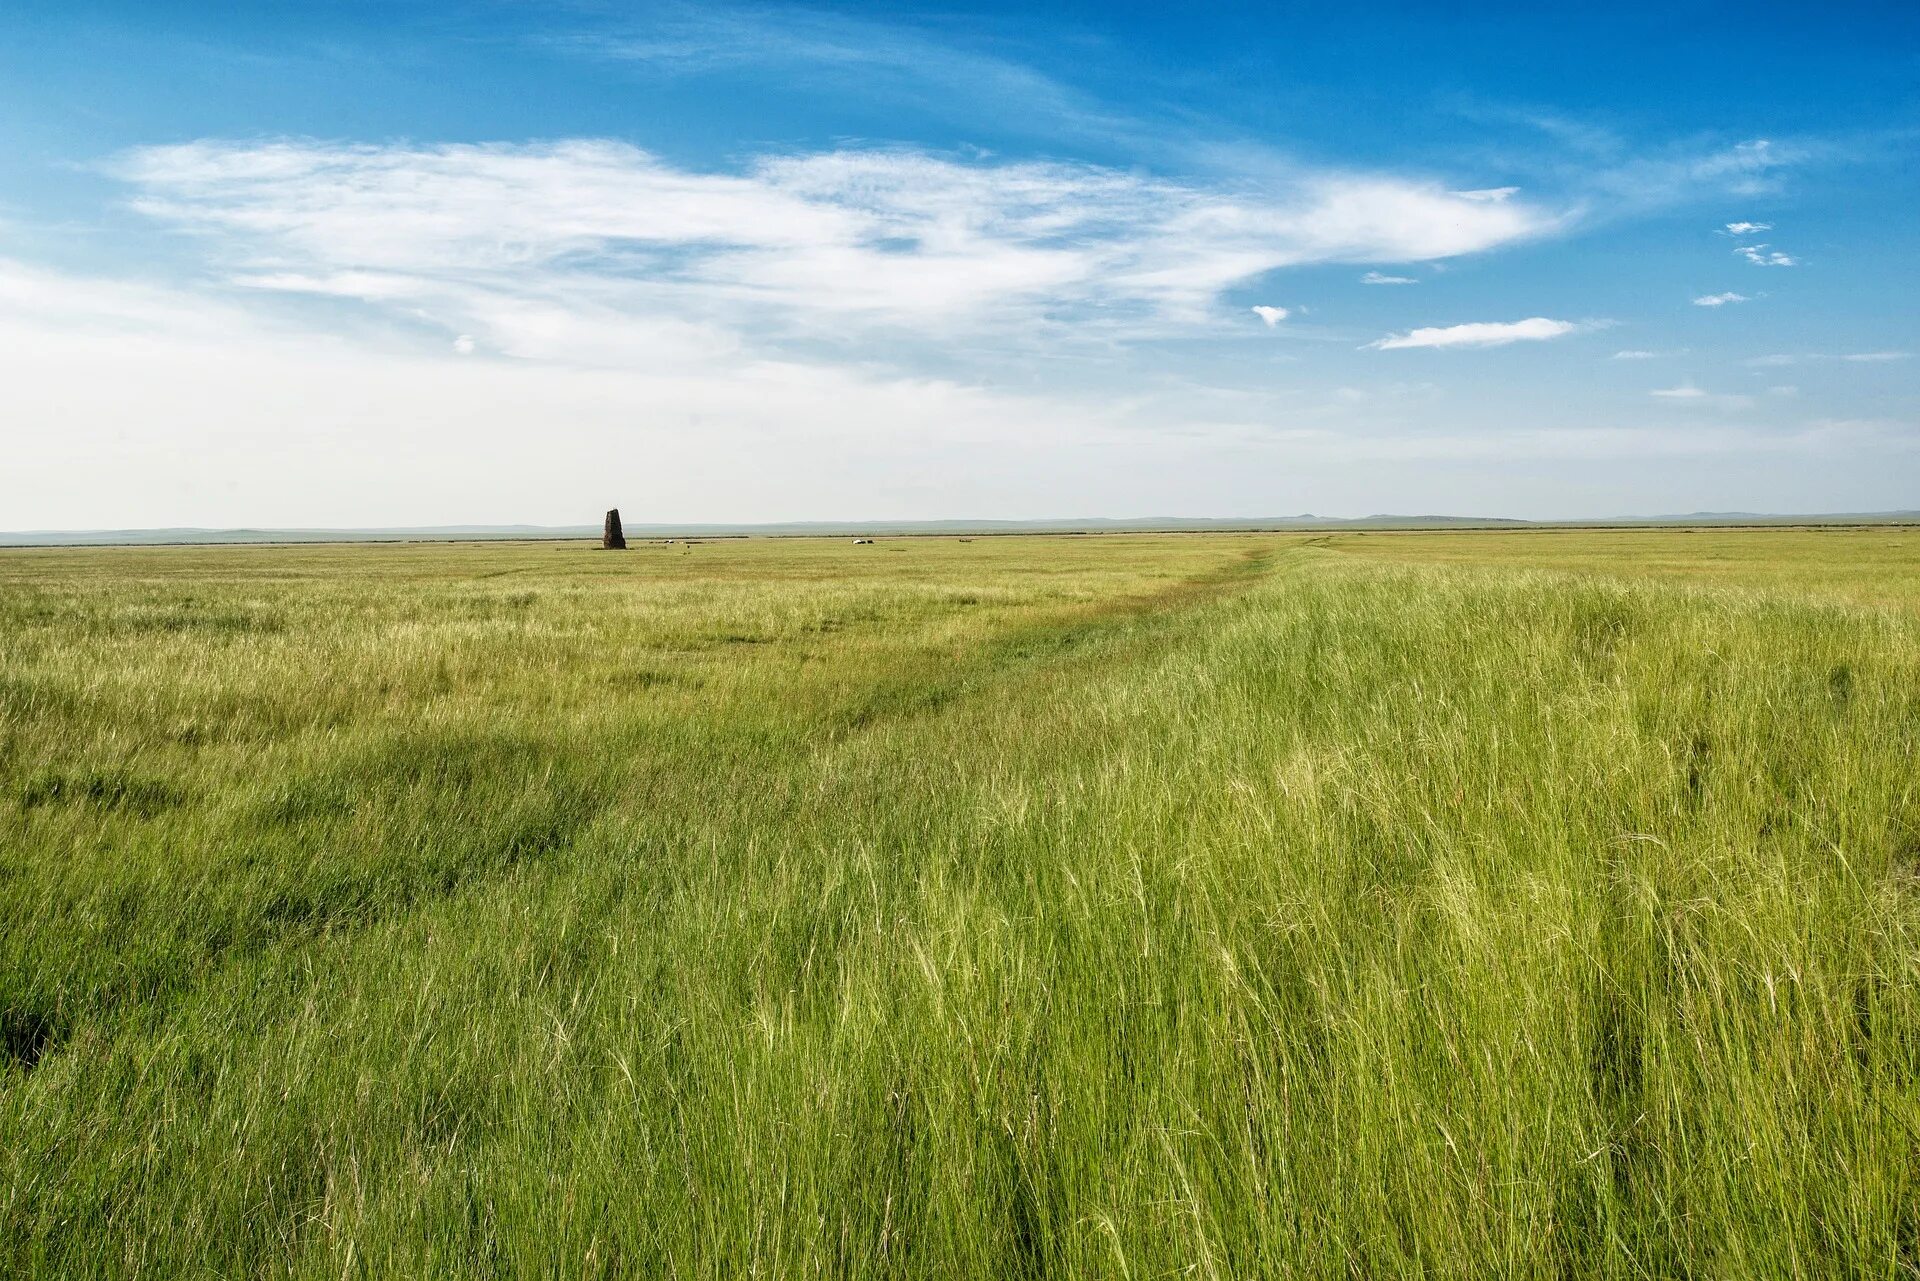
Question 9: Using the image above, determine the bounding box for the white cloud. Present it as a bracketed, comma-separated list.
[1360, 271, 1418, 285]
[1651, 384, 1756, 410]
[1612, 350, 1659, 359]
[1746, 353, 1798, 367]
[1367, 317, 1581, 350]
[1768, 385, 1799, 396]
[1250, 305, 1289, 326]
[0, 253, 262, 341]
[452, 333, 475, 355]
[112, 139, 1563, 350]
[1722, 221, 1772, 235]
[1736, 244, 1796, 266]
[1692, 292, 1748, 307]
[1450, 186, 1520, 202]
[1843, 351, 1912, 362]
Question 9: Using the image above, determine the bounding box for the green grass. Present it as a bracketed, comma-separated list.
[2, 530, 1918, 1277]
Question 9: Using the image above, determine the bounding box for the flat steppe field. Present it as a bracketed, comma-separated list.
[3, 528, 1918, 1278]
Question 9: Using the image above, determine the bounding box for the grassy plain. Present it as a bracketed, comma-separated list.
[2, 528, 1917, 1277]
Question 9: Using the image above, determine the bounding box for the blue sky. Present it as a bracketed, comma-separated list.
[2, 1, 1916, 527]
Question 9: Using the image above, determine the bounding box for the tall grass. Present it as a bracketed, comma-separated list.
[2, 533, 1917, 1277]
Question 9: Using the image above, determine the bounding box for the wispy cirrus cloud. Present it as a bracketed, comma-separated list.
[1367, 317, 1583, 350]
[1360, 271, 1418, 285]
[1692, 291, 1749, 306]
[537, 6, 1141, 150]
[1722, 220, 1772, 235]
[1449, 100, 1847, 216]
[114, 139, 1566, 357]
[1587, 138, 1805, 209]
[1250, 305, 1289, 326]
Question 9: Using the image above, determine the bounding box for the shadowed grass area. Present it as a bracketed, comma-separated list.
[1, 530, 1918, 1277]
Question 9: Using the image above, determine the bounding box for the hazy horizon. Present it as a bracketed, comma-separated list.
[8, 507, 1920, 547]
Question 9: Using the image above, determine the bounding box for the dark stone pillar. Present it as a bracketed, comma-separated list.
[603, 508, 627, 550]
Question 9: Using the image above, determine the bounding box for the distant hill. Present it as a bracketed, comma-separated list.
[3, 512, 1915, 547]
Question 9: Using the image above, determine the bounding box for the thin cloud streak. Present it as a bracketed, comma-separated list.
[1368, 317, 1583, 350]
[1652, 384, 1756, 410]
[1748, 351, 1911, 366]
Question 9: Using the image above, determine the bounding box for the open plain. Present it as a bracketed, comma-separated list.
[3, 528, 1918, 1277]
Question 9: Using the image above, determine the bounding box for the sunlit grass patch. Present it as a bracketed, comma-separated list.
[1, 529, 1917, 1277]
